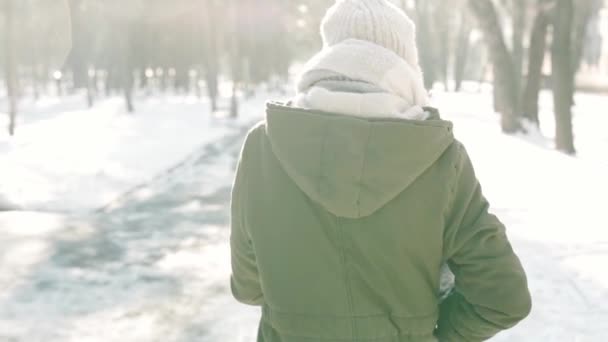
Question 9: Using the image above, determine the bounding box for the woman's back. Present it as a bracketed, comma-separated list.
[230, 104, 530, 341]
[230, 1, 530, 340]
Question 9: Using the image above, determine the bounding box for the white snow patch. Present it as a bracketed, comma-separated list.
[0, 95, 238, 213]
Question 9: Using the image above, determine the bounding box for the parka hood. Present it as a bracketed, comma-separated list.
[265, 102, 454, 219]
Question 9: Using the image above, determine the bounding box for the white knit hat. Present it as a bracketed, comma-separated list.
[320, 0, 420, 70]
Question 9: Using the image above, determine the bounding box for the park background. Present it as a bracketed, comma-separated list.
[1, 1, 608, 341]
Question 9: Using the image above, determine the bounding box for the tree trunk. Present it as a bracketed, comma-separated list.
[469, 0, 521, 133]
[195, 68, 202, 99]
[203, 0, 220, 113]
[206, 71, 218, 112]
[124, 80, 134, 113]
[105, 68, 114, 96]
[551, 0, 576, 154]
[512, 0, 526, 112]
[67, 0, 88, 89]
[123, 65, 134, 113]
[122, 23, 135, 113]
[3, 0, 18, 136]
[569, 0, 597, 108]
[571, 0, 596, 75]
[71, 61, 88, 90]
[493, 64, 504, 112]
[522, 1, 550, 125]
[35, 62, 48, 100]
[31, 66, 40, 101]
[229, 52, 240, 118]
[415, 1, 437, 89]
[55, 73, 64, 97]
[230, 80, 239, 119]
[174, 67, 188, 94]
[139, 68, 151, 96]
[229, 0, 240, 118]
[87, 68, 95, 108]
[454, 11, 472, 92]
[436, 5, 450, 90]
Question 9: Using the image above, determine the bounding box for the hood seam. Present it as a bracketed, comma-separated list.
[356, 123, 373, 218]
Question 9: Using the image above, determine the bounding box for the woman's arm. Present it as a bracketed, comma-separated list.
[436, 143, 532, 341]
[230, 137, 264, 306]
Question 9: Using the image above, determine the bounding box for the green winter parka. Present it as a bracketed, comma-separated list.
[230, 103, 531, 342]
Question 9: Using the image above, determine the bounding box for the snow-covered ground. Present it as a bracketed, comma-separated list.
[0, 94, 253, 213]
[433, 90, 608, 341]
[0, 92, 267, 341]
[0, 88, 607, 341]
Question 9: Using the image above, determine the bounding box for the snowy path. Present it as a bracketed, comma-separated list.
[0, 119, 259, 341]
[1, 91, 607, 341]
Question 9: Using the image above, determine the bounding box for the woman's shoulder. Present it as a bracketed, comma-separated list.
[243, 120, 267, 147]
[239, 120, 270, 162]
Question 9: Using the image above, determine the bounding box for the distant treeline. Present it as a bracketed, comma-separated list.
[1, 0, 318, 115]
[1, 0, 605, 154]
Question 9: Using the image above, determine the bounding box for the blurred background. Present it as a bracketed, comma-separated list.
[1, 0, 607, 341]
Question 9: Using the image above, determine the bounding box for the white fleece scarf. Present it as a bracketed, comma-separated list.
[294, 39, 430, 120]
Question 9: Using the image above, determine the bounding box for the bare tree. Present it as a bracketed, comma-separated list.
[571, 0, 600, 75]
[469, 0, 521, 133]
[522, 0, 552, 125]
[511, 0, 526, 110]
[228, 0, 241, 118]
[454, 10, 473, 92]
[67, 0, 88, 89]
[3, 0, 18, 135]
[551, 0, 576, 154]
[122, 28, 135, 113]
[415, 0, 438, 89]
[202, 0, 220, 112]
[67, 0, 97, 107]
[436, 4, 451, 89]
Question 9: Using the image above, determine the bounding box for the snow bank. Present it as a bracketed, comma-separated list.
[0, 95, 257, 213]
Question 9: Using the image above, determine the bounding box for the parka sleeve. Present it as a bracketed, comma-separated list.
[436, 144, 532, 341]
[229, 137, 264, 306]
